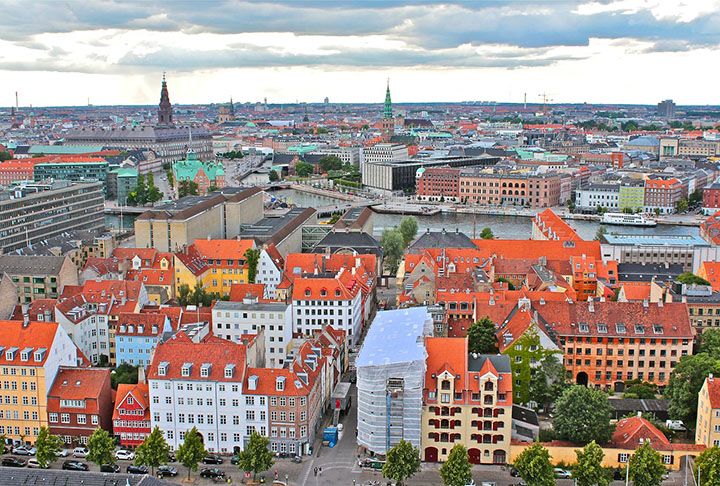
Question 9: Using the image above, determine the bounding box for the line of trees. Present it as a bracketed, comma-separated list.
[127, 173, 163, 205]
[381, 216, 418, 273]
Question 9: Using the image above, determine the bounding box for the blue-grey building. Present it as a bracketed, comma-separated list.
[115, 313, 172, 366]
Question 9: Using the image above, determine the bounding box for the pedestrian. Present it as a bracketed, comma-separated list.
[314, 467, 318, 476]
[319, 467, 323, 476]
[275, 471, 278, 479]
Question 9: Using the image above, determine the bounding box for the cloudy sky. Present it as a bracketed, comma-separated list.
[2, 0, 720, 107]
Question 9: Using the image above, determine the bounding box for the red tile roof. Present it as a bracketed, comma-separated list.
[126, 268, 173, 287]
[48, 367, 111, 414]
[194, 239, 255, 261]
[534, 209, 581, 242]
[116, 313, 168, 336]
[700, 261, 720, 292]
[706, 376, 720, 409]
[174, 245, 209, 277]
[228, 283, 267, 302]
[472, 239, 602, 261]
[0, 320, 64, 366]
[113, 383, 150, 421]
[611, 415, 670, 449]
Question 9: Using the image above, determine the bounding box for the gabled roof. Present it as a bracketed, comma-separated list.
[48, 367, 110, 413]
[611, 415, 670, 449]
[115, 382, 149, 411]
[534, 209, 581, 242]
[194, 239, 255, 261]
[706, 376, 720, 409]
[228, 283, 267, 302]
[0, 320, 63, 366]
[174, 245, 209, 277]
[116, 313, 168, 336]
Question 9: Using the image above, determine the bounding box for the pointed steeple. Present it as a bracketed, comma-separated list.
[383, 78, 393, 120]
[157, 72, 174, 128]
[229, 97, 235, 116]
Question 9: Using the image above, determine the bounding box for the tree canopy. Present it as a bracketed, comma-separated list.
[245, 248, 260, 284]
[514, 441, 556, 486]
[629, 442, 666, 486]
[439, 444, 472, 486]
[399, 216, 419, 247]
[676, 198, 689, 213]
[479, 227, 494, 239]
[572, 441, 612, 486]
[178, 180, 199, 198]
[134, 426, 170, 476]
[235, 432, 274, 481]
[295, 161, 314, 177]
[665, 353, 720, 425]
[318, 155, 343, 172]
[677, 272, 711, 286]
[381, 228, 405, 274]
[34, 426, 63, 468]
[268, 170, 279, 182]
[111, 363, 139, 389]
[382, 439, 421, 486]
[530, 355, 570, 412]
[86, 427, 116, 467]
[176, 427, 207, 480]
[554, 385, 614, 444]
[694, 446, 720, 486]
[466, 317, 498, 354]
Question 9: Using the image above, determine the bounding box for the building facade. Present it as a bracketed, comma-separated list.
[644, 178, 682, 214]
[416, 167, 461, 202]
[113, 383, 151, 448]
[575, 183, 620, 211]
[0, 255, 78, 304]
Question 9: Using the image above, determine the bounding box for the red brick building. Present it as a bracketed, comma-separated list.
[0, 160, 39, 188]
[458, 171, 564, 208]
[644, 177, 682, 214]
[47, 367, 113, 445]
[113, 383, 151, 448]
[702, 182, 720, 215]
[417, 167, 461, 202]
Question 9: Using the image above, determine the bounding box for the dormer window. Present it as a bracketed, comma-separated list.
[616, 323, 626, 334]
[225, 364, 235, 378]
[34, 348, 46, 362]
[335, 289, 341, 297]
[320, 288, 327, 297]
[276, 376, 286, 392]
[305, 288, 311, 297]
[653, 324, 663, 335]
[127, 396, 134, 405]
[579, 323, 589, 333]
[138, 326, 144, 334]
[597, 323, 607, 334]
[634, 324, 645, 334]
[158, 361, 169, 376]
[200, 363, 211, 377]
[181, 363, 192, 377]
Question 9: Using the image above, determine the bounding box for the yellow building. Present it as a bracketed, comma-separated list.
[697, 374, 720, 447]
[511, 415, 703, 471]
[195, 239, 255, 296]
[422, 338, 513, 465]
[0, 320, 78, 444]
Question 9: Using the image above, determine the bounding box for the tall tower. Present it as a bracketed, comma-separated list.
[157, 72, 174, 128]
[381, 79, 394, 142]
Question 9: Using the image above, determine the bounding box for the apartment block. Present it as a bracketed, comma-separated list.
[0, 255, 78, 304]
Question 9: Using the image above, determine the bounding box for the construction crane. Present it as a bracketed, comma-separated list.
[538, 92, 554, 116]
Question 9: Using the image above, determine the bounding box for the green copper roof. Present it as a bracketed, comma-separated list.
[173, 156, 224, 182]
[286, 145, 318, 154]
[383, 80, 393, 119]
[111, 168, 138, 178]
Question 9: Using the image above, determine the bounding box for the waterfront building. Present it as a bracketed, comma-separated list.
[416, 167, 461, 202]
[575, 183, 619, 211]
[702, 182, 720, 216]
[33, 158, 109, 193]
[0, 320, 78, 445]
[134, 186, 264, 252]
[47, 367, 113, 445]
[458, 169, 564, 208]
[107, 168, 138, 205]
[422, 338, 512, 465]
[618, 181, 645, 212]
[0, 180, 104, 255]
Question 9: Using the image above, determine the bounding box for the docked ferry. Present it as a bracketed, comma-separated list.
[601, 212, 657, 227]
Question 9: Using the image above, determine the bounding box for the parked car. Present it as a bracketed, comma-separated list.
[127, 464, 149, 474]
[100, 464, 121, 473]
[158, 465, 178, 477]
[166, 452, 176, 462]
[12, 446, 36, 456]
[554, 468, 572, 479]
[62, 460, 89, 471]
[72, 447, 89, 458]
[509, 467, 519, 477]
[203, 454, 223, 464]
[230, 455, 239, 465]
[27, 458, 49, 469]
[200, 468, 225, 479]
[2, 457, 27, 467]
[115, 449, 135, 461]
[56, 449, 71, 457]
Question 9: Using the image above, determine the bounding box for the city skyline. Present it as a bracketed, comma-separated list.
[2, 0, 720, 107]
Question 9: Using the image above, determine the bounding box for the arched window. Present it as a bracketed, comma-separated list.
[320, 288, 327, 296]
[484, 382, 494, 391]
[441, 380, 451, 390]
[483, 408, 493, 417]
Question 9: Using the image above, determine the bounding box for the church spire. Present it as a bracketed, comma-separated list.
[157, 72, 174, 128]
[383, 78, 393, 120]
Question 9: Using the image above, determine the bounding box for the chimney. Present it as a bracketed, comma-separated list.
[637, 411, 642, 418]
[588, 300, 594, 312]
[137, 366, 146, 384]
[710, 373, 714, 382]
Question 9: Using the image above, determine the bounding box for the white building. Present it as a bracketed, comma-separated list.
[291, 270, 364, 345]
[575, 183, 620, 211]
[148, 334, 262, 453]
[312, 147, 362, 166]
[212, 297, 293, 368]
[362, 144, 408, 165]
[256, 246, 284, 300]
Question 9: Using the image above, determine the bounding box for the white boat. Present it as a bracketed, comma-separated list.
[602, 212, 657, 227]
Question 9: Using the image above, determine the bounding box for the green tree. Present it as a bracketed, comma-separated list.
[677, 272, 711, 286]
[235, 432, 273, 481]
[623, 380, 657, 399]
[329, 213, 342, 224]
[295, 161, 314, 177]
[178, 180, 199, 198]
[689, 190, 703, 206]
[621, 121, 639, 132]
[595, 225, 607, 241]
[381, 228, 405, 274]
[382, 439, 421, 486]
[111, 363, 139, 389]
[554, 385, 614, 444]
[318, 155, 343, 173]
[628, 442, 665, 486]
[207, 184, 219, 193]
[573, 441, 612, 486]
[439, 444, 472, 486]
[399, 216, 419, 247]
[86, 427, 116, 467]
[665, 353, 720, 424]
[244, 248, 260, 284]
[134, 426, 170, 476]
[700, 329, 720, 359]
[479, 227, 494, 239]
[0, 151, 11, 162]
[190, 281, 211, 306]
[654, 208, 661, 216]
[34, 426, 62, 468]
[176, 427, 206, 481]
[466, 317, 498, 354]
[530, 356, 570, 412]
[177, 283, 191, 306]
[676, 198, 688, 213]
[268, 170, 279, 182]
[514, 441, 556, 486]
[694, 446, 720, 486]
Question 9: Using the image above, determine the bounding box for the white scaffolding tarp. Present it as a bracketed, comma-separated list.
[356, 307, 433, 455]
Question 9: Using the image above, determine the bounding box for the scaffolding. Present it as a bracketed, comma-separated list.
[356, 307, 432, 455]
